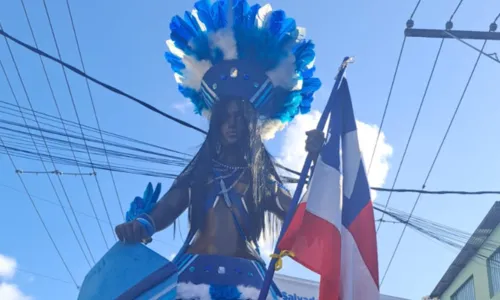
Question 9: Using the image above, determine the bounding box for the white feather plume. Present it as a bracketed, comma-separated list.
[166, 39, 186, 58]
[306, 57, 316, 69]
[181, 56, 213, 90]
[266, 53, 297, 90]
[260, 119, 287, 140]
[191, 9, 207, 32]
[256, 4, 273, 28]
[209, 28, 238, 60]
[291, 78, 303, 91]
[296, 27, 307, 42]
[166, 40, 212, 91]
[176, 282, 211, 300]
[237, 285, 277, 300]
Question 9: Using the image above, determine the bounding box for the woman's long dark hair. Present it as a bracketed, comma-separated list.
[171, 98, 284, 243]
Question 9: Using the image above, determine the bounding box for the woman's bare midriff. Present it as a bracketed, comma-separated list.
[186, 197, 257, 260]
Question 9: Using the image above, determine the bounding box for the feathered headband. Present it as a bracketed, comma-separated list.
[165, 0, 321, 139]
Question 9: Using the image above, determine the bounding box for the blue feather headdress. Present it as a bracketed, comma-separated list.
[165, 0, 321, 139]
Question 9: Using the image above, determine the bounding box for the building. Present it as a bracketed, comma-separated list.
[429, 201, 500, 300]
[274, 273, 409, 300]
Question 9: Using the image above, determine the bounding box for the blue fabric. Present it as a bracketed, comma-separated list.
[205, 169, 250, 229]
[177, 254, 263, 287]
[209, 285, 242, 299]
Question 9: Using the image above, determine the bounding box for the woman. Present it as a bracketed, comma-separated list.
[116, 0, 323, 298]
[115, 98, 324, 257]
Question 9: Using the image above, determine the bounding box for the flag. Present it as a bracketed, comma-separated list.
[278, 79, 379, 300]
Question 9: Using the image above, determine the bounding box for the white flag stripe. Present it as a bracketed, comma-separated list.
[340, 227, 380, 300]
[305, 156, 342, 230]
[342, 129, 362, 199]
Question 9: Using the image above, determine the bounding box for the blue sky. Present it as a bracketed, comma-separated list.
[1, 0, 500, 299]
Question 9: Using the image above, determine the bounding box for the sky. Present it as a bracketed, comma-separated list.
[0, 0, 500, 299]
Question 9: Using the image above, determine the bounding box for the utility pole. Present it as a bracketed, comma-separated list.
[404, 19, 500, 64]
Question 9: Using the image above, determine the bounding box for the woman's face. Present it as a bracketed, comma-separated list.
[220, 100, 245, 145]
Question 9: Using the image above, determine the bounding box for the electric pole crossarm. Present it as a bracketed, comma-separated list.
[405, 28, 500, 41]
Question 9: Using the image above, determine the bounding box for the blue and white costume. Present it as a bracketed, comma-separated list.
[171, 164, 281, 299]
[163, 0, 321, 299]
[77, 1, 322, 299]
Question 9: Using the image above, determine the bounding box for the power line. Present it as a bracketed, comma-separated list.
[15, 267, 73, 285]
[409, 0, 423, 20]
[64, 0, 125, 217]
[366, 0, 424, 174]
[0, 136, 79, 288]
[376, 38, 446, 232]
[0, 182, 183, 250]
[3, 101, 500, 196]
[0, 99, 191, 157]
[39, 0, 115, 245]
[380, 36, 490, 287]
[17, 0, 106, 257]
[0, 26, 94, 266]
[449, 0, 464, 21]
[0, 28, 207, 135]
[372, 187, 500, 196]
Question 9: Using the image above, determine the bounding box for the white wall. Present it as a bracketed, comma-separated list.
[273, 273, 408, 300]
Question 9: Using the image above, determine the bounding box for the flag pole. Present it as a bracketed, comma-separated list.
[258, 56, 354, 300]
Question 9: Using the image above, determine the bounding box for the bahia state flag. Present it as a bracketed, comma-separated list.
[278, 78, 379, 300]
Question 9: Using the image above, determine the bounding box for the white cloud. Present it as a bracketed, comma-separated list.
[172, 101, 194, 114]
[168, 253, 176, 260]
[0, 283, 32, 300]
[0, 255, 32, 300]
[0, 254, 16, 280]
[277, 109, 392, 200]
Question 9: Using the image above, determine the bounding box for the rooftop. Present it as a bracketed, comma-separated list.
[430, 201, 500, 298]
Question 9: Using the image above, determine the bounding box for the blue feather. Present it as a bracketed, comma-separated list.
[232, 0, 250, 26]
[164, 52, 185, 73]
[190, 35, 212, 61]
[194, 0, 215, 31]
[301, 66, 316, 79]
[169, 32, 190, 54]
[293, 40, 316, 71]
[276, 18, 297, 46]
[170, 16, 197, 45]
[143, 183, 153, 202]
[211, 0, 227, 30]
[302, 77, 321, 94]
[299, 95, 313, 114]
[178, 86, 206, 114]
[183, 11, 202, 34]
[125, 183, 162, 222]
[165, 0, 321, 127]
[268, 10, 286, 37]
[245, 4, 261, 28]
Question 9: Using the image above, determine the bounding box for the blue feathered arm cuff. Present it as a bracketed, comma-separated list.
[125, 182, 162, 222]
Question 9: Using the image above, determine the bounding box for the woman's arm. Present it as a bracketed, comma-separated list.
[149, 186, 190, 231]
[265, 129, 325, 219]
[115, 185, 190, 243]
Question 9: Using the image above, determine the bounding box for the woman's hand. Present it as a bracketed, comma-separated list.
[115, 221, 149, 244]
[305, 129, 325, 156]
